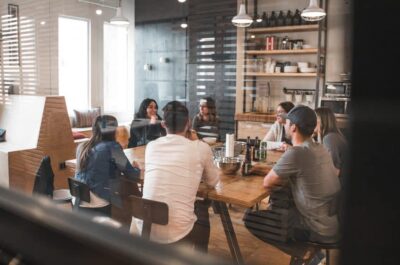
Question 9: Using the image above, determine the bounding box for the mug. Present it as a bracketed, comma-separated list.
[275, 66, 281, 73]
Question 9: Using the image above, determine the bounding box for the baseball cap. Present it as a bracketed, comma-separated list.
[286, 105, 317, 135]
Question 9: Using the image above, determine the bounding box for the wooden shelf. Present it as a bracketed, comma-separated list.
[247, 24, 319, 34]
[246, 72, 318, 77]
[246, 48, 318, 55]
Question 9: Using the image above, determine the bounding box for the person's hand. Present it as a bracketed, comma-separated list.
[279, 143, 291, 151]
[149, 115, 157, 124]
[131, 160, 141, 169]
[186, 129, 199, 141]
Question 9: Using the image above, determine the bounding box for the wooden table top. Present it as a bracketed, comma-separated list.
[66, 145, 283, 208]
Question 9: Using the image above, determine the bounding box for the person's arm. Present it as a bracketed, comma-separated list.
[264, 148, 299, 192]
[263, 169, 286, 193]
[263, 122, 278, 142]
[110, 143, 140, 181]
[200, 143, 219, 187]
[323, 134, 343, 177]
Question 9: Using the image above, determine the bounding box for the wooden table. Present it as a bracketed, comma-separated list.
[66, 146, 283, 265]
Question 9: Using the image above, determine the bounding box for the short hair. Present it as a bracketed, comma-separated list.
[162, 101, 189, 133]
[278, 101, 295, 113]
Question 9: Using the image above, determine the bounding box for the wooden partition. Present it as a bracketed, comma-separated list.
[0, 95, 75, 193]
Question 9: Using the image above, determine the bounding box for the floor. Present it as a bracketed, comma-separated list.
[207, 203, 340, 265]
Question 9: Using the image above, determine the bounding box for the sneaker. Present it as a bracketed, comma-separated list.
[307, 250, 325, 265]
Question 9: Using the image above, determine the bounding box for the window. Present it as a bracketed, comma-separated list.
[103, 23, 128, 114]
[58, 16, 90, 113]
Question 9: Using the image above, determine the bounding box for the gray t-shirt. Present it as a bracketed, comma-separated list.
[323, 132, 347, 170]
[273, 139, 341, 238]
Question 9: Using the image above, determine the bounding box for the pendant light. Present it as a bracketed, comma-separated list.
[301, 0, 326, 21]
[232, 1, 253, 27]
[110, 0, 129, 25]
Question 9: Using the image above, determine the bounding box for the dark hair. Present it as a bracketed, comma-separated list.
[278, 101, 295, 113]
[136, 98, 160, 119]
[199, 97, 217, 122]
[315, 107, 343, 139]
[77, 115, 118, 171]
[162, 101, 189, 133]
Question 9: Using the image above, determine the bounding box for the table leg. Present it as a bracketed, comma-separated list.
[213, 201, 244, 265]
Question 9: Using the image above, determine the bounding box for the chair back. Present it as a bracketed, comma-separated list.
[129, 195, 168, 240]
[68, 178, 90, 209]
[33, 156, 54, 197]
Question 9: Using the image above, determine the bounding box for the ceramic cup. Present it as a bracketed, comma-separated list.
[285, 93, 293, 102]
[275, 66, 281, 73]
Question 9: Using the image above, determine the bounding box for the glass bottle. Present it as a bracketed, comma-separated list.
[261, 11, 268, 27]
[292, 9, 302, 25]
[269, 11, 277, 27]
[285, 10, 293, 26]
[259, 141, 267, 162]
[277, 10, 285, 27]
[242, 136, 252, 176]
[253, 137, 260, 161]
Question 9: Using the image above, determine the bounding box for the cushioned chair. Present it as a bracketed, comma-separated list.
[32, 156, 71, 203]
[129, 195, 168, 240]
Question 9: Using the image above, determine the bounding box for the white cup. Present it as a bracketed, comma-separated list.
[285, 93, 292, 102]
[294, 94, 303, 103]
[275, 66, 281, 73]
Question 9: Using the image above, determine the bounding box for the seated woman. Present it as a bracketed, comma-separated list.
[192, 97, 219, 139]
[128, 98, 166, 148]
[262, 101, 294, 150]
[75, 115, 141, 216]
[315, 107, 348, 181]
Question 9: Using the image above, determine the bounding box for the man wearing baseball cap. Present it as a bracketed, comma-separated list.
[246, 105, 341, 263]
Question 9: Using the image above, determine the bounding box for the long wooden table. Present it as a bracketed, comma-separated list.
[66, 145, 282, 265]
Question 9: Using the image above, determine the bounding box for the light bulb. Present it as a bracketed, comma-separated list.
[96, 9, 103, 15]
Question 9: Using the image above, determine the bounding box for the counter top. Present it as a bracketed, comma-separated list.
[235, 112, 276, 123]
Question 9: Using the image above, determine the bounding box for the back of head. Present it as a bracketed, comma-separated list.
[279, 101, 295, 113]
[93, 115, 118, 142]
[287, 105, 317, 137]
[315, 107, 340, 137]
[162, 101, 189, 134]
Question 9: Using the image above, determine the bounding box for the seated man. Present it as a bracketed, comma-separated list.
[245, 105, 341, 262]
[131, 101, 219, 252]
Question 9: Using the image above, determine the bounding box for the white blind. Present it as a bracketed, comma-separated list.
[0, 8, 38, 96]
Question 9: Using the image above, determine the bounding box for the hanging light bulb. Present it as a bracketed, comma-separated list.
[180, 20, 188, 29]
[178, 0, 186, 2]
[232, 2, 253, 28]
[301, 0, 326, 21]
[110, 0, 129, 25]
[254, 14, 262, 23]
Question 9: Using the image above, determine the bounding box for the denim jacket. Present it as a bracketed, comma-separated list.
[75, 141, 140, 201]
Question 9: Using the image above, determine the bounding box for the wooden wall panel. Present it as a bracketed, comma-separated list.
[8, 96, 76, 193]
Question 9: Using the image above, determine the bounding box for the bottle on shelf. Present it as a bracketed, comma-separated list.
[242, 136, 252, 176]
[261, 11, 268, 27]
[292, 9, 302, 25]
[269, 11, 277, 27]
[259, 141, 267, 162]
[285, 10, 293, 26]
[253, 136, 260, 161]
[277, 10, 285, 27]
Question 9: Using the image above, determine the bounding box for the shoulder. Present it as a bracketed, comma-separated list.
[324, 132, 346, 146]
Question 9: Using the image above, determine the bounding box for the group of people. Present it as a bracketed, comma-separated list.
[73, 96, 348, 262]
[127, 97, 220, 148]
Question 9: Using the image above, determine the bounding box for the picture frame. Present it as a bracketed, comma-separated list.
[7, 4, 21, 66]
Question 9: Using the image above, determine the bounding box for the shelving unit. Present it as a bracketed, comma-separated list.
[242, 19, 327, 113]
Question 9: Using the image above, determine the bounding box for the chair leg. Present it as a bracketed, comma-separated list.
[326, 249, 330, 265]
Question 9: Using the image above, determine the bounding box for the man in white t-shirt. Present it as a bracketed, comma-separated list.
[132, 101, 219, 251]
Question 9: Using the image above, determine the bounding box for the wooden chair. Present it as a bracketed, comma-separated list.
[67, 177, 91, 210]
[129, 195, 168, 240]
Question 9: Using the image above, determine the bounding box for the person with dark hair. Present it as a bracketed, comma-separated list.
[192, 97, 219, 139]
[245, 105, 341, 264]
[315, 107, 348, 181]
[131, 101, 219, 251]
[75, 115, 141, 216]
[128, 98, 166, 148]
[262, 101, 295, 150]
